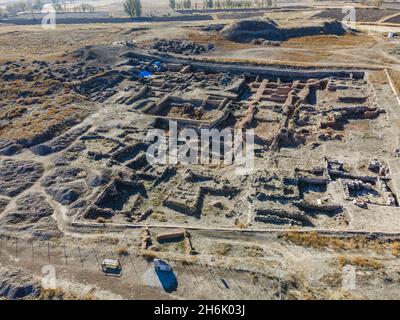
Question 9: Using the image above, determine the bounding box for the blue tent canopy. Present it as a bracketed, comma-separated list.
[138, 70, 153, 78]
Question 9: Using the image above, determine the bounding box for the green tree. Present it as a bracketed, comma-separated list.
[134, 0, 142, 16]
[0, 7, 6, 18]
[169, 0, 176, 10]
[80, 3, 95, 12]
[52, 3, 64, 12]
[32, 0, 44, 11]
[6, 1, 28, 15]
[124, 0, 135, 17]
[124, 0, 141, 18]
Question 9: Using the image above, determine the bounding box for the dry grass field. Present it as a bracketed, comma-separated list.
[388, 69, 400, 92]
[283, 32, 377, 49]
[0, 24, 132, 61]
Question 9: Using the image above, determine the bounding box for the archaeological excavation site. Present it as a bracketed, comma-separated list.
[1, 0, 400, 302]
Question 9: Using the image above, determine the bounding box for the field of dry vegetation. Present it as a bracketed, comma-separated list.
[0, 24, 130, 61]
[388, 69, 400, 93]
[283, 32, 377, 49]
[281, 231, 400, 256]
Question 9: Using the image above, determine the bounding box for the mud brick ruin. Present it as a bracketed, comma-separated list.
[3, 5, 400, 299]
[2, 45, 381, 233]
[0, 42, 396, 237]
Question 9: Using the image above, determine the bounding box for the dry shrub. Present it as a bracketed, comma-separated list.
[282, 231, 349, 249]
[116, 246, 129, 256]
[234, 220, 248, 229]
[388, 69, 400, 93]
[39, 288, 65, 300]
[175, 240, 186, 253]
[214, 243, 233, 256]
[0, 106, 27, 120]
[40, 288, 94, 300]
[281, 231, 400, 255]
[154, 214, 167, 223]
[55, 91, 85, 106]
[193, 53, 343, 68]
[250, 273, 258, 284]
[80, 293, 95, 300]
[0, 104, 88, 141]
[284, 33, 376, 49]
[337, 255, 383, 270]
[93, 235, 119, 245]
[368, 70, 388, 85]
[178, 255, 198, 265]
[96, 217, 106, 223]
[390, 242, 400, 257]
[141, 249, 158, 261]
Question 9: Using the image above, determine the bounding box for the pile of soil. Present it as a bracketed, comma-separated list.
[220, 18, 282, 42]
[170, 103, 205, 120]
[198, 24, 226, 32]
[150, 40, 214, 55]
[220, 18, 347, 43]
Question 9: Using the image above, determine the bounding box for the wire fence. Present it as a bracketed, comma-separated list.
[0, 235, 284, 299]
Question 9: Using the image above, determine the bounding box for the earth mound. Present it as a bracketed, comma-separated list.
[220, 18, 347, 43]
[150, 39, 214, 55]
[220, 18, 282, 43]
[0, 266, 41, 300]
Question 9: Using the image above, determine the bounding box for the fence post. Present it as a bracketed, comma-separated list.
[63, 243, 68, 265]
[78, 247, 83, 268]
[47, 240, 51, 264]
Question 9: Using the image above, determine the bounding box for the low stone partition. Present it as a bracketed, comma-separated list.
[156, 229, 186, 242]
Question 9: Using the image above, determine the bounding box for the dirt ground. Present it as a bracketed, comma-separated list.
[1, 4, 400, 300]
[2, 228, 400, 300]
[0, 9, 399, 69]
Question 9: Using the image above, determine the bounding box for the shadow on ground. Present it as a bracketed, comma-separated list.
[155, 269, 178, 292]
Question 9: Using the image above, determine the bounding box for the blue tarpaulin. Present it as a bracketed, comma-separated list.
[153, 61, 161, 71]
[138, 70, 153, 78]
